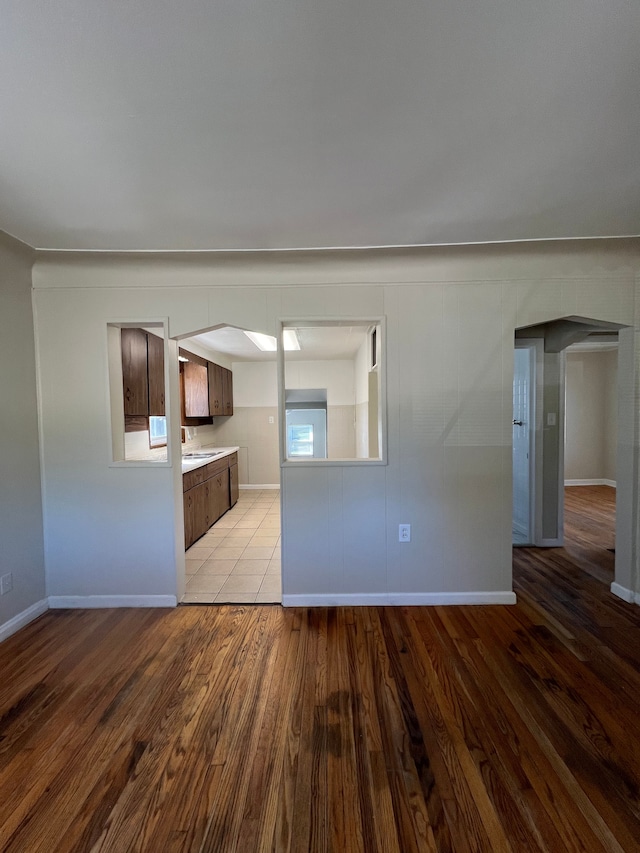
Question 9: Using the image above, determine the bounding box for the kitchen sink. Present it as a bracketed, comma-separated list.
[182, 451, 224, 459]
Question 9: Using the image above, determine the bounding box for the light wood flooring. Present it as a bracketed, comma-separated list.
[1, 485, 639, 851]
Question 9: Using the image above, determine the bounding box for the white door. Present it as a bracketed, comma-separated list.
[513, 346, 534, 544]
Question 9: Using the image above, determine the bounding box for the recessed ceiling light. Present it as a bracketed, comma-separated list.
[283, 329, 300, 351]
[244, 329, 301, 351]
[244, 330, 277, 351]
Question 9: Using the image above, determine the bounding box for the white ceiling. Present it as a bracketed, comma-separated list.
[185, 325, 368, 362]
[1, 1, 639, 251]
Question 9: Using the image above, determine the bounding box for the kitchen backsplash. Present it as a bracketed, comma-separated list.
[124, 424, 219, 462]
[123, 407, 358, 481]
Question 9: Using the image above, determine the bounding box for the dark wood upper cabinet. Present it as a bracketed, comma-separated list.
[183, 361, 210, 417]
[180, 346, 234, 422]
[147, 332, 165, 416]
[222, 368, 233, 415]
[121, 328, 149, 417]
[208, 362, 223, 416]
[208, 362, 233, 416]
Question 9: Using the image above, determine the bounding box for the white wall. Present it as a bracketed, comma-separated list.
[30, 240, 639, 606]
[603, 350, 618, 482]
[210, 359, 358, 483]
[355, 335, 369, 457]
[0, 232, 46, 636]
[565, 349, 618, 483]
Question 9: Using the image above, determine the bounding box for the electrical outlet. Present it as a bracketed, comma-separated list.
[399, 524, 411, 543]
[0, 573, 13, 595]
[268, 416, 274, 424]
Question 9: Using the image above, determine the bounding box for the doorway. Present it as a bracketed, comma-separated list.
[175, 324, 283, 604]
[563, 340, 618, 578]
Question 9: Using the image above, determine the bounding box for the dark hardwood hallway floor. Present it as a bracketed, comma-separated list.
[2, 485, 640, 852]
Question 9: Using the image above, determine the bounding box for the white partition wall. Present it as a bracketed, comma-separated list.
[30, 240, 639, 608]
[0, 233, 46, 639]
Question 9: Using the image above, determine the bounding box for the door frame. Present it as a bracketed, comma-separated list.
[514, 339, 541, 546]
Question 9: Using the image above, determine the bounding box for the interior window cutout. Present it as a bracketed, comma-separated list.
[281, 320, 385, 463]
[107, 322, 170, 464]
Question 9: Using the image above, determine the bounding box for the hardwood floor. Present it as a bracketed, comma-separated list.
[2, 487, 639, 851]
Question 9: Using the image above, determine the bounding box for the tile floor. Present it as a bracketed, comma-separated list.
[181, 489, 281, 604]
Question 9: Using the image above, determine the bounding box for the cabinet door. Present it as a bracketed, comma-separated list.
[222, 368, 233, 415]
[121, 328, 149, 417]
[147, 332, 165, 416]
[208, 362, 223, 415]
[229, 463, 239, 507]
[183, 362, 210, 417]
[212, 469, 230, 521]
[184, 481, 211, 548]
[183, 489, 196, 549]
[218, 469, 231, 516]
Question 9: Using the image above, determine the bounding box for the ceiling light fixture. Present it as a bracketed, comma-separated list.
[244, 330, 277, 351]
[244, 329, 300, 351]
[283, 329, 300, 350]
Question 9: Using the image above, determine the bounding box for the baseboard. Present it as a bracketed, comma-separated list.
[540, 538, 565, 548]
[240, 484, 280, 490]
[282, 591, 517, 607]
[610, 583, 640, 605]
[0, 598, 49, 643]
[48, 595, 177, 609]
[565, 479, 616, 488]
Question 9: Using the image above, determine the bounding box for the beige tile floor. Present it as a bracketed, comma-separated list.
[181, 489, 281, 604]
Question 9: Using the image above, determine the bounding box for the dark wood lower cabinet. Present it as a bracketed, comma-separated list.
[183, 481, 210, 547]
[230, 463, 239, 507]
[209, 469, 230, 523]
[183, 452, 238, 548]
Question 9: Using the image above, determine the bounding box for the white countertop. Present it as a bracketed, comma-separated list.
[181, 446, 239, 473]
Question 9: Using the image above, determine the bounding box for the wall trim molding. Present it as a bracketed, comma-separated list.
[0, 598, 49, 643]
[282, 591, 517, 607]
[565, 478, 616, 488]
[239, 484, 280, 490]
[611, 583, 640, 605]
[48, 595, 177, 609]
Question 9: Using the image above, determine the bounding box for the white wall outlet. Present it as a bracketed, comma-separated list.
[399, 524, 411, 542]
[547, 412, 557, 426]
[268, 416, 274, 424]
[0, 573, 13, 595]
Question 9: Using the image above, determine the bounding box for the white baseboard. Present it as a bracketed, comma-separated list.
[610, 583, 640, 605]
[0, 598, 49, 643]
[282, 591, 517, 607]
[48, 595, 177, 609]
[565, 479, 616, 488]
[240, 484, 280, 490]
[538, 537, 564, 548]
